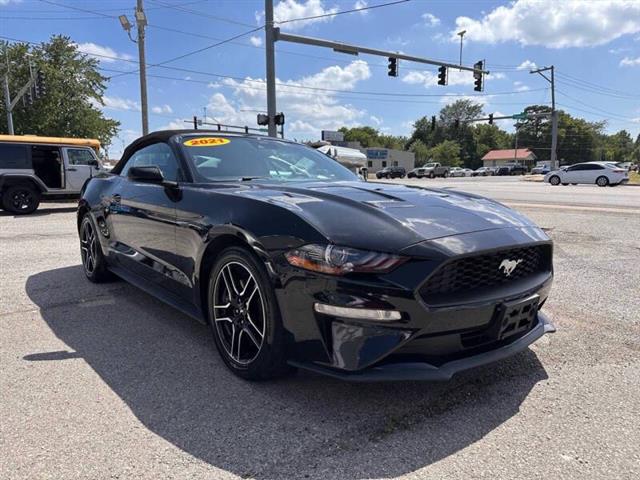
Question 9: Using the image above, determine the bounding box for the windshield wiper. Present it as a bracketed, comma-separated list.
[240, 176, 269, 181]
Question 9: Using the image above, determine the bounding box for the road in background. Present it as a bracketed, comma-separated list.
[1, 200, 639, 480]
[377, 176, 639, 212]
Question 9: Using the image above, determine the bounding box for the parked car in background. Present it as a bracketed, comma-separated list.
[77, 130, 555, 381]
[0, 135, 102, 214]
[422, 162, 450, 178]
[407, 167, 427, 178]
[375, 166, 406, 179]
[616, 162, 633, 171]
[544, 162, 629, 187]
[449, 167, 468, 177]
[531, 164, 550, 175]
[472, 166, 494, 177]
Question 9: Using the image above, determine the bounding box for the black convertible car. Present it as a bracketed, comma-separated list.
[78, 130, 555, 381]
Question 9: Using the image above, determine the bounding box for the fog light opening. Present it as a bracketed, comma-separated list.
[313, 303, 401, 321]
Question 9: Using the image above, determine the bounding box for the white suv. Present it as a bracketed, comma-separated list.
[544, 162, 628, 187]
[0, 137, 102, 214]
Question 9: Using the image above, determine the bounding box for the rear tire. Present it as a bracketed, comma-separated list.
[208, 246, 291, 381]
[596, 176, 609, 187]
[2, 184, 40, 214]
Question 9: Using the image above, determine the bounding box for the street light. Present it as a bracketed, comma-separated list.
[457, 30, 466, 70]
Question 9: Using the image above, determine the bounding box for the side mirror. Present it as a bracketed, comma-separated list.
[88, 159, 99, 167]
[128, 165, 164, 183]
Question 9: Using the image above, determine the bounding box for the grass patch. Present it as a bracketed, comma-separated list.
[629, 171, 640, 185]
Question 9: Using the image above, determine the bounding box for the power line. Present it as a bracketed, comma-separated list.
[556, 89, 639, 122]
[277, 0, 411, 25]
[147, 0, 256, 28]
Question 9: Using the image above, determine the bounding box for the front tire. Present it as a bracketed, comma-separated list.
[596, 176, 609, 187]
[80, 215, 112, 283]
[549, 175, 561, 186]
[2, 185, 40, 214]
[208, 247, 290, 380]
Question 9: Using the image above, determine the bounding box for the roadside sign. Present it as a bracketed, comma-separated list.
[512, 113, 528, 120]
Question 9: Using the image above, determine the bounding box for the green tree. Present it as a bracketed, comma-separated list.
[427, 140, 461, 167]
[0, 36, 119, 149]
[409, 139, 430, 166]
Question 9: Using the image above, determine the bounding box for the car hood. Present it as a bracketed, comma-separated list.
[228, 180, 540, 252]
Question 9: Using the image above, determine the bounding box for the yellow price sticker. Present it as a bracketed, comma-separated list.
[183, 137, 230, 147]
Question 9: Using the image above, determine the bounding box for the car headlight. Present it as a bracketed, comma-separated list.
[285, 244, 407, 275]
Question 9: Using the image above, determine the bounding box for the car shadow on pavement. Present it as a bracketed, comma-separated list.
[25, 265, 548, 480]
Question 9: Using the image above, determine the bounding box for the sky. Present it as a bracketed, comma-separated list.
[1, 0, 639, 158]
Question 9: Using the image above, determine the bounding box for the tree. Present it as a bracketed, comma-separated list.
[337, 126, 406, 150]
[409, 139, 430, 166]
[427, 140, 461, 167]
[438, 99, 484, 124]
[0, 36, 119, 150]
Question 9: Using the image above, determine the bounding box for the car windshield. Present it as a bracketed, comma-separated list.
[180, 135, 359, 183]
[424, 163, 436, 168]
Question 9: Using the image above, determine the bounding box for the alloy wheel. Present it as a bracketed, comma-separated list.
[80, 219, 98, 275]
[212, 261, 266, 364]
[11, 189, 34, 211]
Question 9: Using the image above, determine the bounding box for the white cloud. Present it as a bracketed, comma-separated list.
[262, 0, 339, 31]
[100, 96, 140, 111]
[402, 69, 504, 88]
[422, 13, 441, 27]
[609, 47, 631, 54]
[369, 115, 382, 126]
[249, 35, 263, 47]
[513, 81, 530, 92]
[0, 0, 22, 5]
[76, 42, 133, 63]
[151, 104, 173, 114]
[208, 60, 371, 138]
[452, 0, 640, 48]
[517, 60, 537, 71]
[620, 56, 640, 66]
[354, 0, 368, 14]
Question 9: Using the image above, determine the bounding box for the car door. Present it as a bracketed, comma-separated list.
[63, 147, 101, 192]
[562, 164, 583, 183]
[109, 142, 185, 291]
[580, 164, 603, 184]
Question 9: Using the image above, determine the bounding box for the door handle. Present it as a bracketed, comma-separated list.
[67, 168, 77, 172]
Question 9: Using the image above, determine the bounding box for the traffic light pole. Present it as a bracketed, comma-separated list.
[530, 66, 558, 169]
[263, 0, 488, 138]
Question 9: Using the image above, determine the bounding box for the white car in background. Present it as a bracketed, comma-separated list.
[449, 167, 473, 177]
[544, 162, 628, 187]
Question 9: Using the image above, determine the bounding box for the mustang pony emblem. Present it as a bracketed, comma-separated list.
[499, 258, 523, 277]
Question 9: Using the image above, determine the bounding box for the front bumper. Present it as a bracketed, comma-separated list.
[289, 311, 555, 382]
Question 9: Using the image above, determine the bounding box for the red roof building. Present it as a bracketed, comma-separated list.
[482, 149, 537, 167]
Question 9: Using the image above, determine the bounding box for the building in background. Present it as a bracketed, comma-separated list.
[362, 147, 415, 173]
[482, 149, 537, 168]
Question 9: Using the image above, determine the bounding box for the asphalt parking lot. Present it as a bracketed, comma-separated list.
[1, 178, 639, 479]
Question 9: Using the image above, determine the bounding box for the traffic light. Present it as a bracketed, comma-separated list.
[387, 57, 398, 77]
[431, 115, 436, 131]
[35, 69, 46, 97]
[488, 113, 494, 125]
[274, 112, 285, 125]
[473, 60, 484, 92]
[257, 113, 269, 126]
[437, 65, 447, 86]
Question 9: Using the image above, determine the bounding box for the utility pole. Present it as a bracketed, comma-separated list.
[530, 65, 557, 169]
[3, 74, 13, 134]
[119, 3, 149, 135]
[136, 0, 149, 135]
[264, 0, 277, 137]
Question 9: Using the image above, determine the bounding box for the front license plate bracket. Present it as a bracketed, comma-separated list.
[496, 295, 539, 340]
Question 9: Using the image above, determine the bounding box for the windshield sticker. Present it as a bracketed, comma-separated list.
[184, 137, 230, 147]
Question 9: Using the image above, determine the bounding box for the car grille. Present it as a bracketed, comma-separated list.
[419, 244, 551, 302]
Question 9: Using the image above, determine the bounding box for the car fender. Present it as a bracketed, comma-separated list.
[0, 173, 49, 193]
